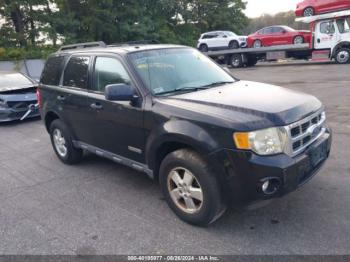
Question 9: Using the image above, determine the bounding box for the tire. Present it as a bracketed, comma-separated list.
[293, 36, 304, 45]
[229, 41, 239, 49]
[335, 48, 350, 64]
[229, 54, 243, 68]
[303, 7, 314, 17]
[199, 44, 208, 52]
[159, 149, 226, 226]
[253, 40, 262, 48]
[49, 119, 83, 165]
[246, 57, 258, 67]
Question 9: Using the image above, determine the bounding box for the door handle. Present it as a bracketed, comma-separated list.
[90, 102, 103, 110]
[57, 95, 66, 101]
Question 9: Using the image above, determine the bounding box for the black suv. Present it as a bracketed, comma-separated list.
[39, 41, 332, 226]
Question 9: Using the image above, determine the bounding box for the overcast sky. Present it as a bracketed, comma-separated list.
[244, 0, 300, 18]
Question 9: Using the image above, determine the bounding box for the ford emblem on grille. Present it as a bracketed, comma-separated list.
[307, 124, 321, 138]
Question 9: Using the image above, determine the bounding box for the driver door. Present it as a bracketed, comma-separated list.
[86, 55, 145, 163]
[315, 20, 337, 49]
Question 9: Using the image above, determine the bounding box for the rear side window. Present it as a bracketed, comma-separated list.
[63, 56, 90, 89]
[92, 57, 131, 93]
[41, 56, 65, 85]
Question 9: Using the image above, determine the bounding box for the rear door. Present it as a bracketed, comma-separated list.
[86, 55, 145, 163]
[58, 55, 92, 143]
[261, 27, 274, 46]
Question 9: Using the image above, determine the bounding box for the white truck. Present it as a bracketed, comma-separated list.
[205, 10, 350, 68]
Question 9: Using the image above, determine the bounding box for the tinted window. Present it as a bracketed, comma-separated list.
[202, 34, 216, 39]
[272, 27, 284, 33]
[92, 57, 131, 93]
[320, 21, 335, 34]
[41, 56, 65, 85]
[63, 56, 90, 89]
[263, 28, 273, 34]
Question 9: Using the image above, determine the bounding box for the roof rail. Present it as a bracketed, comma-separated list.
[58, 41, 107, 51]
[108, 40, 160, 47]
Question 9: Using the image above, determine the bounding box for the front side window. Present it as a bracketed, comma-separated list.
[320, 21, 335, 34]
[63, 56, 90, 89]
[129, 48, 235, 96]
[92, 57, 131, 93]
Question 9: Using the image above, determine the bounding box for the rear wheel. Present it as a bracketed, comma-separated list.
[159, 149, 225, 226]
[49, 119, 83, 165]
[229, 41, 239, 49]
[246, 57, 258, 67]
[229, 54, 243, 68]
[253, 40, 262, 48]
[293, 36, 304, 45]
[303, 7, 314, 17]
[199, 44, 208, 52]
[335, 48, 350, 64]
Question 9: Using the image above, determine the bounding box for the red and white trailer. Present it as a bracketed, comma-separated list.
[205, 10, 350, 68]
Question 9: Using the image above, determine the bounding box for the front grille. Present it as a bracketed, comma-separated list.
[7, 100, 37, 110]
[285, 110, 326, 156]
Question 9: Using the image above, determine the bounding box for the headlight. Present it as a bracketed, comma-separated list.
[239, 38, 247, 42]
[234, 127, 287, 155]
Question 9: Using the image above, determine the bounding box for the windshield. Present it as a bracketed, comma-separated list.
[129, 48, 235, 96]
[336, 18, 350, 34]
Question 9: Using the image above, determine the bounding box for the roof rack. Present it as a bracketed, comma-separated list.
[58, 41, 107, 51]
[295, 10, 350, 23]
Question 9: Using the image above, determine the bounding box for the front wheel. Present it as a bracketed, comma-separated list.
[335, 48, 350, 64]
[229, 41, 239, 49]
[253, 40, 262, 48]
[303, 7, 315, 17]
[159, 149, 225, 226]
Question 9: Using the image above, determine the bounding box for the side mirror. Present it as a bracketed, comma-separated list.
[282, 30, 287, 34]
[105, 83, 137, 101]
[223, 35, 228, 38]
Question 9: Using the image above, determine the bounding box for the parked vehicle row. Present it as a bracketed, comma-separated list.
[199, 1, 350, 53]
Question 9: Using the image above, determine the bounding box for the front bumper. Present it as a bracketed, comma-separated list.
[0, 107, 40, 122]
[209, 128, 332, 206]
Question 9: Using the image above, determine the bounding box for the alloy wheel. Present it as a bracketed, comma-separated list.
[167, 167, 204, 214]
[53, 128, 67, 157]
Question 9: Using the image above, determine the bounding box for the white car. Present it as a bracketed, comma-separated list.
[197, 31, 247, 52]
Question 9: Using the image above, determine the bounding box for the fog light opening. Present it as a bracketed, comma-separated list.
[260, 178, 280, 195]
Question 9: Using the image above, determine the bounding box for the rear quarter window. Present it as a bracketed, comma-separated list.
[40, 56, 65, 85]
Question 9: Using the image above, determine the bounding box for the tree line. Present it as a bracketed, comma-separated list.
[0, 0, 248, 48]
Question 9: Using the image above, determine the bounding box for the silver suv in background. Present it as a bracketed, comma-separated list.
[197, 31, 247, 52]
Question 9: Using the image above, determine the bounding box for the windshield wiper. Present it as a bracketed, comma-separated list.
[200, 81, 234, 88]
[155, 86, 209, 96]
[155, 81, 234, 96]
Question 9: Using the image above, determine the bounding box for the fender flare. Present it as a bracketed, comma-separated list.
[331, 41, 350, 58]
[145, 120, 219, 171]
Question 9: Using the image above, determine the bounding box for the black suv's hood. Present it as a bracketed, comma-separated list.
[158, 81, 322, 130]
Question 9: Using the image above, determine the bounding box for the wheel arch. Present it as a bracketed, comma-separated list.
[146, 120, 219, 180]
[44, 110, 60, 132]
[331, 42, 350, 58]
